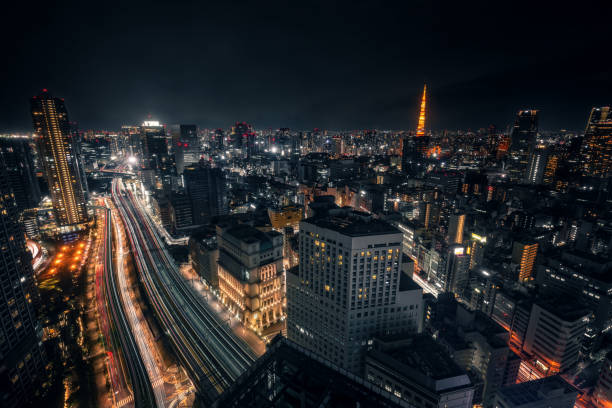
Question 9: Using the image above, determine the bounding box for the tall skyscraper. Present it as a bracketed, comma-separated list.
[183, 164, 228, 225]
[171, 124, 200, 175]
[524, 146, 548, 184]
[0, 138, 41, 212]
[213, 128, 225, 150]
[141, 121, 168, 169]
[542, 152, 559, 185]
[229, 122, 251, 150]
[121, 125, 142, 158]
[508, 110, 538, 181]
[287, 209, 423, 373]
[30, 89, 89, 227]
[445, 244, 470, 294]
[581, 106, 612, 178]
[468, 232, 487, 270]
[69, 124, 89, 201]
[0, 155, 47, 407]
[448, 213, 466, 244]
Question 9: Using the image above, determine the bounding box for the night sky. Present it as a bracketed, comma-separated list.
[2, 1, 611, 132]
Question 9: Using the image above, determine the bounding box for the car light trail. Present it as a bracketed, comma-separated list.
[112, 178, 256, 404]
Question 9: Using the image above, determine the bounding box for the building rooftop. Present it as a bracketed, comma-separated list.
[496, 375, 578, 406]
[537, 297, 590, 322]
[369, 334, 470, 391]
[212, 336, 409, 408]
[303, 212, 400, 237]
[224, 224, 282, 246]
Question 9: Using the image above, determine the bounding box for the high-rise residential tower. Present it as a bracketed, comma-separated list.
[524, 146, 548, 184]
[469, 232, 487, 270]
[0, 155, 47, 407]
[30, 89, 89, 227]
[581, 106, 612, 178]
[508, 110, 538, 181]
[0, 138, 41, 212]
[512, 239, 538, 282]
[448, 213, 466, 244]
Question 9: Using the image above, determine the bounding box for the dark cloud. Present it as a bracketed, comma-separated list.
[1, 0, 610, 132]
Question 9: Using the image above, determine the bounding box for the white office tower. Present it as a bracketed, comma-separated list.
[287, 208, 423, 374]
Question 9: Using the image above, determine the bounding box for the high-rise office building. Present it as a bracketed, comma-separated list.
[183, 164, 228, 225]
[522, 300, 588, 375]
[468, 232, 487, 270]
[30, 89, 89, 227]
[365, 335, 475, 408]
[188, 229, 219, 288]
[448, 213, 466, 244]
[401, 136, 416, 173]
[508, 110, 538, 181]
[168, 192, 193, 233]
[445, 244, 470, 295]
[0, 138, 41, 212]
[171, 124, 200, 175]
[524, 146, 548, 184]
[212, 336, 408, 408]
[121, 125, 142, 158]
[212, 128, 224, 150]
[141, 120, 168, 169]
[287, 209, 423, 373]
[536, 251, 612, 357]
[229, 122, 251, 150]
[512, 240, 538, 282]
[581, 106, 612, 178]
[70, 124, 89, 201]
[0, 155, 47, 408]
[542, 152, 559, 185]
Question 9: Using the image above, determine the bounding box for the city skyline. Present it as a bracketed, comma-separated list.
[1, 1, 610, 132]
[0, 88, 607, 134]
[2, 2, 612, 408]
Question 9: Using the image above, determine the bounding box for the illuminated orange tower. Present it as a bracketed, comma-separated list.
[416, 84, 427, 137]
[415, 84, 429, 157]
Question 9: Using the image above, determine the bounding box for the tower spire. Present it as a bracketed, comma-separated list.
[416, 84, 427, 137]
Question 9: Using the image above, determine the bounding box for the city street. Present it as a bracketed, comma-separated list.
[179, 264, 266, 357]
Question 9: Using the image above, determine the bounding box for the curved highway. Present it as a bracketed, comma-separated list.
[101, 205, 157, 407]
[111, 178, 255, 403]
